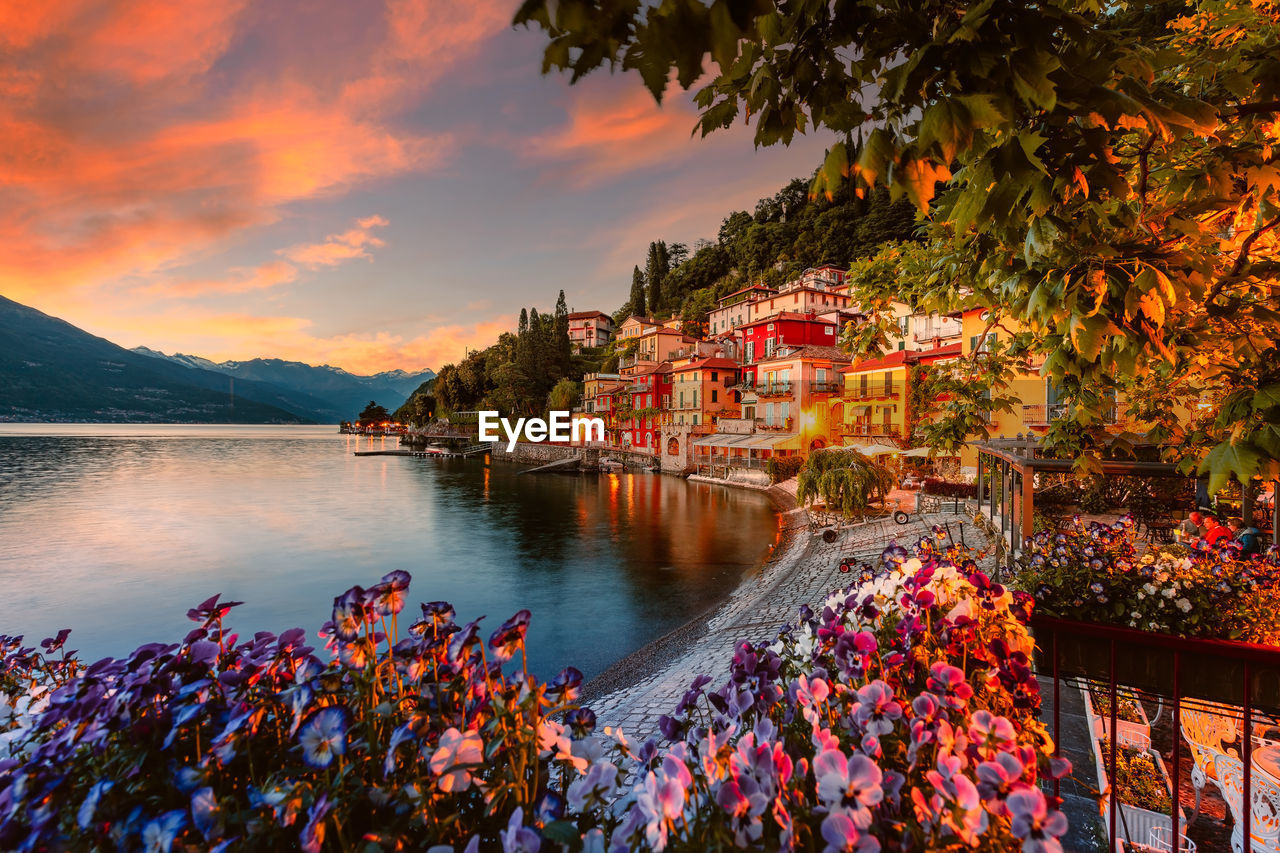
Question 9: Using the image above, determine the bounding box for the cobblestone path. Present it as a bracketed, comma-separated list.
[589, 508, 980, 743]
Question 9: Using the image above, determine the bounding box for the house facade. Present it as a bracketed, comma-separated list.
[567, 311, 615, 351]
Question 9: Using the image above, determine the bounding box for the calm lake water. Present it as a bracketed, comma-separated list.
[0, 425, 780, 679]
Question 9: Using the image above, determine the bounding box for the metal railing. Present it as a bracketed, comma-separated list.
[755, 381, 792, 396]
[754, 417, 794, 431]
[845, 381, 898, 398]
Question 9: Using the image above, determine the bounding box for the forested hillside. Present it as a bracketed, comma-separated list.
[410, 169, 918, 421]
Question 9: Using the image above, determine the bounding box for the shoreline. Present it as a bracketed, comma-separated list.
[582, 481, 804, 703]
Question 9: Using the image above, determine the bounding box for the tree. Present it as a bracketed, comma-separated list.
[629, 265, 646, 317]
[548, 377, 580, 411]
[795, 449, 895, 518]
[553, 289, 571, 374]
[679, 287, 717, 338]
[646, 240, 669, 313]
[515, 0, 1280, 488]
[358, 401, 390, 426]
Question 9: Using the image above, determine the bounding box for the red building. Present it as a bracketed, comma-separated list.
[739, 312, 840, 385]
[624, 363, 672, 453]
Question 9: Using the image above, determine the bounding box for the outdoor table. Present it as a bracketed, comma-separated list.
[1253, 745, 1280, 782]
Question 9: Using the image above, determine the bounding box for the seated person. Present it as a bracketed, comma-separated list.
[1232, 518, 1263, 556]
[1178, 511, 1204, 541]
[1203, 516, 1232, 546]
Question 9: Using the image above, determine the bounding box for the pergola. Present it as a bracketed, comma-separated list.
[973, 439, 1279, 563]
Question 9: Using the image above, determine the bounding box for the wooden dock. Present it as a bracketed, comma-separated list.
[354, 444, 490, 459]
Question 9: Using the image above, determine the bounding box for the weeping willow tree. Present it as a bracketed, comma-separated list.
[795, 449, 895, 517]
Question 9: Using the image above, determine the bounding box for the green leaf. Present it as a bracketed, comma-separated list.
[542, 821, 581, 845]
[1254, 384, 1280, 413]
[1069, 314, 1113, 361]
[958, 93, 1006, 129]
[1198, 440, 1263, 494]
[1010, 49, 1060, 110]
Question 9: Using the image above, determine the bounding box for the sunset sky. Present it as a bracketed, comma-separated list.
[1, 0, 836, 374]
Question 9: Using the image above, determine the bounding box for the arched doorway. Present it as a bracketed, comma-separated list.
[667, 436, 680, 456]
[809, 436, 827, 453]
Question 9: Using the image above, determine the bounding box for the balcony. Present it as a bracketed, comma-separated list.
[844, 424, 902, 439]
[754, 417, 794, 431]
[1022, 404, 1048, 426]
[810, 380, 842, 394]
[754, 381, 792, 397]
[671, 398, 700, 410]
[844, 382, 897, 399]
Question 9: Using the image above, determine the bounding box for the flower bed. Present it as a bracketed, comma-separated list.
[1, 537, 1074, 851]
[1014, 517, 1280, 644]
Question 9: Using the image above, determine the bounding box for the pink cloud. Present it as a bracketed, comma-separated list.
[281, 216, 390, 269]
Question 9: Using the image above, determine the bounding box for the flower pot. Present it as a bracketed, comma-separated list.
[1091, 730, 1187, 849]
[1080, 684, 1152, 746]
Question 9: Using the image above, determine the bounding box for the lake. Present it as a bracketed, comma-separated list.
[0, 425, 780, 680]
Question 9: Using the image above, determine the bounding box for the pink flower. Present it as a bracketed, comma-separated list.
[820, 812, 882, 852]
[853, 681, 902, 737]
[429, 727, 484, 792]
[968, 710, 1017, 758]
[814, 750, 884, 828]
[1007, 788, 1068, 852]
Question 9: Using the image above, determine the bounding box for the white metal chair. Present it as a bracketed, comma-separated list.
[1214, 753, 1280, 853]
[1182, 702, 1243, 822]
[1148, 825, 1198, 852]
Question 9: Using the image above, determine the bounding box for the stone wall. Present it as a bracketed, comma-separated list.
[489, 441, 581, 465]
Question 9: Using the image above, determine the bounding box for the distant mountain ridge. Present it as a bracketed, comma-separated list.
[130, 351, 435, 422]
[0, 295, 318, 424]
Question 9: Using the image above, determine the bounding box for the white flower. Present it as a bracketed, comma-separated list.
[1176, 598, 1192, 613]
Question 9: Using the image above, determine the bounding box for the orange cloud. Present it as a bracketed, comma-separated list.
[527, 78, 706, 185]
[281, 216, 389, 269]
[0, 0, 502, 310]
[138, 260, 301, 299]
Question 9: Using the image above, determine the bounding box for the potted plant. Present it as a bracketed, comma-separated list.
[1082, 685, 1152, 744]
[1093, 735, 1185, 848]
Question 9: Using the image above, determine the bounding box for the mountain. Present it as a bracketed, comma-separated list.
[0, 295, 320, 423]
[131, 351, 435, 422]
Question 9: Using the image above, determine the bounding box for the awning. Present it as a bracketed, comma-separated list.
[900, 447, 932, 457]
[851, 405, 871, 415]
[692, 433, 755, 448]
[850, 442, 900, 456]
[740, 432, 795, 449]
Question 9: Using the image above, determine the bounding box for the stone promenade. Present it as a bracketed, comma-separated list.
[587, 506, 979, 743]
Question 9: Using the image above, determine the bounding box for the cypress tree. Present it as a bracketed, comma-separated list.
[646, 242, 665, 313]
[554, 289, 571, 372]
[630, 266, 646, 317]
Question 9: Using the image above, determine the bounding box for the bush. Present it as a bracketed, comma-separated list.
[765, 455, 803, 483]
[921, 477, 978, 499]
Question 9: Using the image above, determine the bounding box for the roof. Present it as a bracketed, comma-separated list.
[740, 311, 835, 329]
[916, 342, 962, 362]
[568, 310, 612, 321]
[717, 284, 777, 305]
[621, 315, 657, 326]
[756, 344, 851, 364]
[840, 342, 962, 373]
[672, 357, 740, 372]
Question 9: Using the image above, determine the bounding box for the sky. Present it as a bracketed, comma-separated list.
[1, 0, 836, 375]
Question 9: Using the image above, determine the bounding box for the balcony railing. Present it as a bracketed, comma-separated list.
[754, 417, 794, 431]
[845, 382, 898, 399]
[844, 424, 901, 438]
[755, 381, 792, 397]
[1022, 404, 1048, 426]
[810, 380, 842, 394]
[671, 399, 700, 410]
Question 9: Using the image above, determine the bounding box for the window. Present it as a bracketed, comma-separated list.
[765, 403, 775, 425]
[825, 326, 834, 335]
[884, 371, 895, 395]
[860, 374, 869, 395]
[745, 341, 755, 363]
[816, 368, 827, 384]
[780, 402, 790, 424]
[711, 389, 718, 403]
[711, 371, 718, 381]
[765, 339, 776, 357]
[970, 333, 997, 354]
